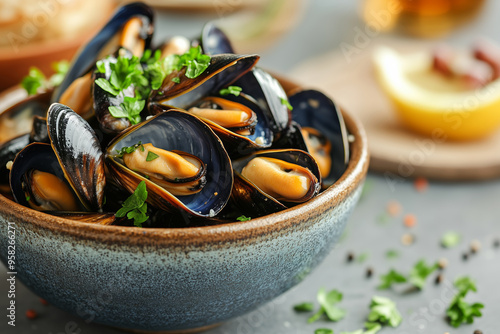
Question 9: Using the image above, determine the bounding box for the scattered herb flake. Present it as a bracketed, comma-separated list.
[294, 302, 315, 312]
[146, 151, 159, 162]
[357, 252, 369, 263]
[171, 77, 181, 83]
[308, 288, 346, 323]
[368, 296, 402, 327]
[116, 142, 144, 158]
[385, 250, 399, 259]
[236, 215, 251, 221]
[115, 181, 149, 227]
[408, 259, 439, 290]
[447, 276, 484, 327]
[441, 231, 462, 248]
[378, 269, 407, 290]
[25, 195, 31, 202]
[315, 329, 333, 334]
[219, 85, 242, 96]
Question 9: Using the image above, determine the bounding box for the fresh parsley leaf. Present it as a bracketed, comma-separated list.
[308, 288, 346, 323]
[446, 276, 484, 327]
[108, 96, 145, 125]
[378, 269, 407, 290]
[146, 151, 159, 162]
[95, 78, 120, 96]
[340, 330, 363, 334]
[236, 215, 251, 221]
[294, 302, 314, 312]
[219, 85, 242, 96]
[21, 61, 69, 95]
[115, 181, 149, 227]
[368, 296, 402, 327]
[180, 46, 211, 79]
[315, 329, 333, 334]
[21, 67, 46, 95]
[363, 322, 382, 334]
[441, 231, 461, 248]
[171, 77, 181, 83]
[25, 195, 31, 202]
[281, 97, 293, 110]
[408, 259, 438, 290]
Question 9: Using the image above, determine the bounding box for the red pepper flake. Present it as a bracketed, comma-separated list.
[403, 214, 417, 228]
[26, 309, 37, 320]
[386, 201, 402, 217]
[413, 177, 428, 192]
[40, 298, 49, 306]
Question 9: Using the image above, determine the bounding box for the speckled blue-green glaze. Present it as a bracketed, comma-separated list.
[0, 85, 369, 331]
[0, 183, 362, 331]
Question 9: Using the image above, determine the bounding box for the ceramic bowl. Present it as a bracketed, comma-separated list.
[0, 79, 369, 332]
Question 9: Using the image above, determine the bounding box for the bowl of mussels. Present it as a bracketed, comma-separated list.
[0, 2, 369, 332]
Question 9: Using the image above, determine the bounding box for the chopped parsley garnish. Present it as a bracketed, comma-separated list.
[108, 97, 145, 125]
[441, 231, 461, 248]
[280, 97, 293, 110]
[367, 296, 402, 327]
[219, 85, 242, 96]
[340, 322, 382, 334]
[378, 269, 407, 290]
[116, 142, 144, 158]
[115, 181, 149, 227]
[447, 276, 484, 327]
[176, 46, 211, 79]
[146, 151, 159, 162]
[356, 252, 369, 263]
[385, 249, 399, 259]
[308, 288, 346, 323]
[21, 60, 69, 95]
[236, 215, 251, 221]
[25, 195, 31, 202]
[171, 77, 181, 83]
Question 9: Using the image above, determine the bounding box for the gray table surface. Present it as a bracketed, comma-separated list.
[2, 0, 500, 333]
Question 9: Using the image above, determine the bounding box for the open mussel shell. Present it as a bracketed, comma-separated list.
[0, 89, 51, 145]
[234, 67, 291, 141]
[47, 103, 106, 211]
[184, 93, 274, 158]
[288, 89, 349, 187]
[231, 149, 321, 217]
[201, 22, 235, 55]
[9, 143, 85, 211]
[149, 53, 259, 110]
[106, 110, 233, 219]
[0, 134, 29, 196]
[52, 2, 154, 102]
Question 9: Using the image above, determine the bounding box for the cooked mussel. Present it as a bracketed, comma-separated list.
[288, 89, 349, 187]
[53, 2, 154, 104]
[183, 93, 274, 157]
[106, 110, 233, 219]
[47, 103, 106, 211]
[9, 143, 83, 211]
[234, 67, 291, 141]
[0, 89, 51, 145]
[149, 53, 259, 109]
[231, 149, 321, 217]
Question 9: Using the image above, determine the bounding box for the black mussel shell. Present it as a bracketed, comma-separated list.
[234, 67, 291, 141]
[149, 53, 259, 109]
[9, 143, 84, 211]
[0, 89, 51, 145]
[201, 22, 235, 55]
[106, 110, 233, 219]
[0, 134, 29, 196]
[29, 115, 49, 143]
[47, 103, 106, 211]
[52, 2, 154, 102]
[288, 89, 349, 186]
[231, 149, 321, 217]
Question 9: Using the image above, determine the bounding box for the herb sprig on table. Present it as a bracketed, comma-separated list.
[446, 276, 484, 327]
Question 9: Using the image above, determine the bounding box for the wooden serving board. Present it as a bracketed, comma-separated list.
[290, 37, 500, 181]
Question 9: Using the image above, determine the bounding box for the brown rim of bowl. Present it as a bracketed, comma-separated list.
[0, 83, 369, 247]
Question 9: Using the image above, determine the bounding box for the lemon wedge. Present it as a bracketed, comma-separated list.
[373, 46, 500, 140]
